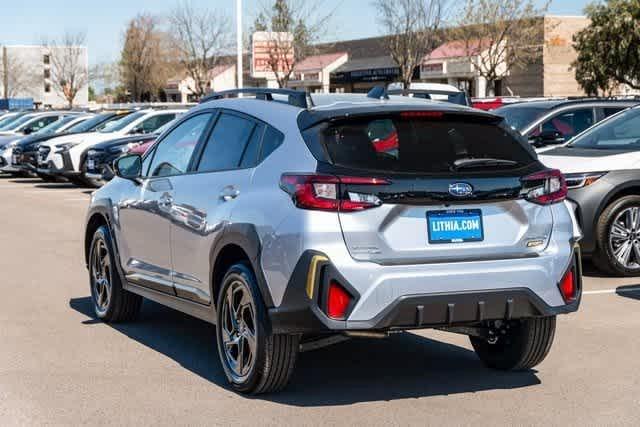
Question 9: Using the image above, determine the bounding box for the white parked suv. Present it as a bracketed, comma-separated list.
[37, 109, 183, 185]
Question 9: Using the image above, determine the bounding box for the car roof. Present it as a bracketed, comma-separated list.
[497, 98, 640, 111]
[196, 91, 497, 131]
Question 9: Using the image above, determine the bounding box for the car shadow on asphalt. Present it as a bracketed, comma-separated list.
[616, 285, 640, 301]
[581, 260, 611, 279]
[34, 183, 78, 189]
[69, 296, 541, 406]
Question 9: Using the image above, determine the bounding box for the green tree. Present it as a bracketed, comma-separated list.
[573, 0, 640, 95]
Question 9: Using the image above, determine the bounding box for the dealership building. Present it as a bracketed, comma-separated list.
[310, 15, 591, 97]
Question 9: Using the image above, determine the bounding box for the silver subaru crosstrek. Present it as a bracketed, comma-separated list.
[84, 88, 582, 394]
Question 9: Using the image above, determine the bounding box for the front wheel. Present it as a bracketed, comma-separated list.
[215, 263, 299, 394]
[88, 225, 142, 322]
[593, 196, 640, 276]
[470, 316, 556, 371]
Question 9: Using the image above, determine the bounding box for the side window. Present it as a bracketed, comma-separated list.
[137, 114, 176, 134]
[540, 108, 594, 139]
[141, 147, 156, 177]
[196, 113, 255, 172]
[260, 126, 284, 161]
[603, 107, 626, 118]
[239, 123, 264, 168]
[148, 114, 211, 177]
[29, 116, 58, 132]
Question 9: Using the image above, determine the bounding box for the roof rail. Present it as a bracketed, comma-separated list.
[367, 85, 389, 100]
[200, 88, 312, 108]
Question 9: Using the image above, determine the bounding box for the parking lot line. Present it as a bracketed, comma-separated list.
[583, 286, 640, 295]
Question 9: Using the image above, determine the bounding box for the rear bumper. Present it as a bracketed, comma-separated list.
[269, 248, 582, 334]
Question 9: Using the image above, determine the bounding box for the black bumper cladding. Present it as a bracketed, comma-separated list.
[268, 250, 581, 334]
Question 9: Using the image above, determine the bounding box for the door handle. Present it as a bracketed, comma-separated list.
[159, 193, 173, 208]
[220, 186, 240, 202]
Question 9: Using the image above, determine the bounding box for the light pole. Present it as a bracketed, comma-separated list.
[236, 0, 243, 90]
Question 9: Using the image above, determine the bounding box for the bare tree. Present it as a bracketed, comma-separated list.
[120, 14, 174, 102]
[455, 0, 549, 95]
[168, 1, 231, 99]
[1, 48, 36, 98]
[374, 0, 447, 89]
[251, 0, 333, 88]
[45, 31, 89, 107]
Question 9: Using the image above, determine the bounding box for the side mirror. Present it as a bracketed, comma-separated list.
[22, 127, 34, 135]
[114, 154, 142, 181]
[531, 130, 565, 147]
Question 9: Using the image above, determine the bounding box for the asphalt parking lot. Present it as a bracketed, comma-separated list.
[1, 175, 640, 426]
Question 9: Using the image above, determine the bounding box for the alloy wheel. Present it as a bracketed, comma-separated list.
[609, 206, 640, 270]
[221, 280, 257, 382]
[91, 238, 112, 315]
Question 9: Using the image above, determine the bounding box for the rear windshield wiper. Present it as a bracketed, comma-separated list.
[452, 157, 518, 171]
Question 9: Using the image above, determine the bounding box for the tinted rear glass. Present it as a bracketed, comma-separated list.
[307, 114, 535, 174]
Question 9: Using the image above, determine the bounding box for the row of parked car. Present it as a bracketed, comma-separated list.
[0, 108, 183, 187]
[3, 96, 640, 280]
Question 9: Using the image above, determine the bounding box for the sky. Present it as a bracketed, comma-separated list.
[0, 0, 591, 66]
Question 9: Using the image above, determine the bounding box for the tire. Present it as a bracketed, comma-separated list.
[88, 225, 142, 323]
[593, 195, 640, 276]
[36, 172, 60, 183]
[215, 263, 299, 394]
[68, 175, 91, 187]
[470, 316, 556, 371]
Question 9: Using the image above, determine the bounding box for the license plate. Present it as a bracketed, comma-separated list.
[87, 159, 95, 171]
[427, 209, 484, 244]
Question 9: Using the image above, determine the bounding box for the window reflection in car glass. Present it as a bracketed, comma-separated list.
[149, 114, 210, 177]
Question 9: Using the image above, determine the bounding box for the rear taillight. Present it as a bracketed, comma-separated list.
[522, 169, 567, 205]
[559, 266, 578, 304]
[280, 174, 390, 212]
[327, 281, 352, 320]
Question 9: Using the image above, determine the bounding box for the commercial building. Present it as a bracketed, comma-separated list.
[287, 52, 348, 93]
[0, 44, 89, 108]
[164, 64, 237, 103]
[320, 15, 591, 98]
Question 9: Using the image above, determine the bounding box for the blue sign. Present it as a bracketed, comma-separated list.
[427, 209, 484, 244]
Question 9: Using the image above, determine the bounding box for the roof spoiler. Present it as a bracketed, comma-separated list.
[200, 88, 312, 109]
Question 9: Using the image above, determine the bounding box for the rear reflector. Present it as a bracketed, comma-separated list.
[522, 169, 567, 205]
[327, 281, 351, 320]
[280, 174, 390, 212]
[559, 268, 577, 304]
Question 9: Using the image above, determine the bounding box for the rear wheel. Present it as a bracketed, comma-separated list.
[470, 316, 556, 371]
[215, 263, 299, 394]
[593, 196, 640, 276]
[88, 225, 142, 322]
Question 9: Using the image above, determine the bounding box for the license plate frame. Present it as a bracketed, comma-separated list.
[427, 209, 484, 244]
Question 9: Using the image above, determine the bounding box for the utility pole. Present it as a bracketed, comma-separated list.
[236, 0, 243, 90]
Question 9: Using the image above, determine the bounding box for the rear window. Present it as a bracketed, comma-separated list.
[306, 114, 535, 174]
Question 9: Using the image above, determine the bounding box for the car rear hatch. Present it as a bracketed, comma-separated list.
[300, 110, 564, 265]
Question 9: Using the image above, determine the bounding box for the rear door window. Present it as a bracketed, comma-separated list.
[533, 108, 594, 139]
[196, 113, 256, 172]
[308, 113, 535, 174]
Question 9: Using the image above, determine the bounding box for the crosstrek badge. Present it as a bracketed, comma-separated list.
[427, 209, 484, 244]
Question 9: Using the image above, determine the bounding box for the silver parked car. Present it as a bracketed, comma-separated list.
[84, 88, 582, 394]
